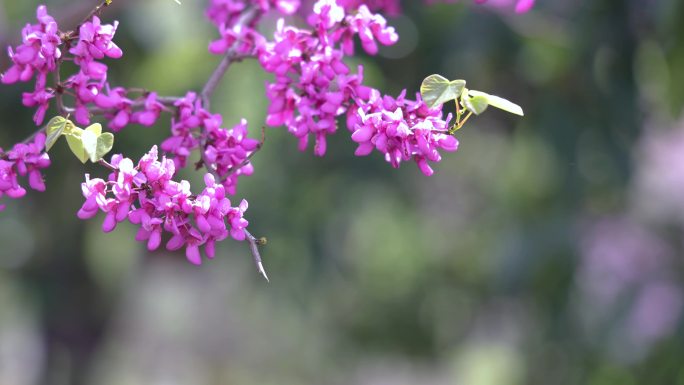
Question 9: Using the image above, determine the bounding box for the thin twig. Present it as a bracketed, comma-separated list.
[63, 95, 181, 116]
[200, 6, 260, 109]
[54, 61, 67, 116]
[79, 0, 111, 27]
[97, 159, 116, 170]
[245, 229, 269, 282]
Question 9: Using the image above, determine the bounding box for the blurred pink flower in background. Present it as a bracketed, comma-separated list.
[575, 217, 682, 360]
[632, 119, 684, 224]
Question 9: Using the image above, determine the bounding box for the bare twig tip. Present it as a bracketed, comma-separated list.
[258, 262, 270, 282]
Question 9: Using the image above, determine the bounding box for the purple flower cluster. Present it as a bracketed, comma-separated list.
[348, 89, 458, 176]
[69, 16, 122, 80]
[206, 0, 302, 57]
[206, 0, 458, 174]
[203, 0, 533, 172]
[161, 92, 258, 194]
[257, 0, 397, 155]
[207, 0, 300, 28]
[77, 146, 249, 265]
[1, 6, 61, 125]
[203, 118, 260, 195]
[65, 16, 164, 130]
[0, 133, 51, 211]
[0, 0, 534, 268]
[1, 6, 165, 130]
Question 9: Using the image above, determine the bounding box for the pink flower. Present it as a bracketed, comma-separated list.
[79, 146, 251, 265]
[0, 133, 51, 208]
[349, 89, 457, 175]
[1, 5, 61, 124]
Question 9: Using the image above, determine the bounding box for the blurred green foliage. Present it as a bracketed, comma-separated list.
[1, 0, 684, 384]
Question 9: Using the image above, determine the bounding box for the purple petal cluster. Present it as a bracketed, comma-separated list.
[1, 6, 61, 125]
[258, 0, 396, 156]
[161, 92, 203, 168]
[207, 0, 300, 27]
[77, 146, 249, 265]
[0, 133, 51, 211]
[69, 16, 123, 80]
[203, 118, 260, 195]
[161, 92, 258, 194]
[348, 89, 458, 176]
[65, 17, 164, 130]
[206, 0, 300, 57]
[1, 6, 165, 130]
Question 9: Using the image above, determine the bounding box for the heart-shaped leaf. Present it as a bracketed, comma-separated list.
[66, 128, 89, 164]
[45, 116, 69, 151]
[420, 74, 466, 109]
[85, 122, 103, 136]
[94, 132, 114, 162]
[462, 92, 489, 115]
[468, 90, 524, 116]
[81, 128, 98, 162]
[64, 123, 115, 163]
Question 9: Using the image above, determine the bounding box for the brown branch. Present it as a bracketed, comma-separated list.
[54, 62, 67, 116]
[200, 6, 260, 109]
[245, 229, 269, 282]
[97, 159, 116, 170]
[79, 0, 111, 27]
[63, 95, 181, 116]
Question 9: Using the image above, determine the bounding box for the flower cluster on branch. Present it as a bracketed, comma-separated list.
[0, 0, 531, 275]
[0, 133, 50, 211]
[78, 146, 248, 264]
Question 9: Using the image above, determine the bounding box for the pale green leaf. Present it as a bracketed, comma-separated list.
[420, 74, 466, 109]
[85, 123, 102, 136]
[66, 129, 89, 164]
[81, 129, 98, 162]
[468, 90, 524, 116]
[45, 116, 68, 151]
[94, 133, 114, 162]
[462, 93, 489, 115]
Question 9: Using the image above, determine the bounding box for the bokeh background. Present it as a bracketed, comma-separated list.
[1, 0, 684, 384]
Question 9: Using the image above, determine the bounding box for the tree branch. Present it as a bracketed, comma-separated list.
[79, 0, 111, 27]
[245, 229, 269, 282]
[200, 6, 260, 109]
[4, 0, 272, 281]
[54, 61, 67, 116]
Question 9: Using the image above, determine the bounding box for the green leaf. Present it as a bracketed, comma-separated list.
[45, 116, 68, 151]
[94, 132, 114, 162]
[85, 122, 102, 136]
[420, 74, 466, 109]
[66, 128, 89, 164]
[468, 90, 524, 116]
[462, 92, 489, 115]
[81, 129, 98, 162]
